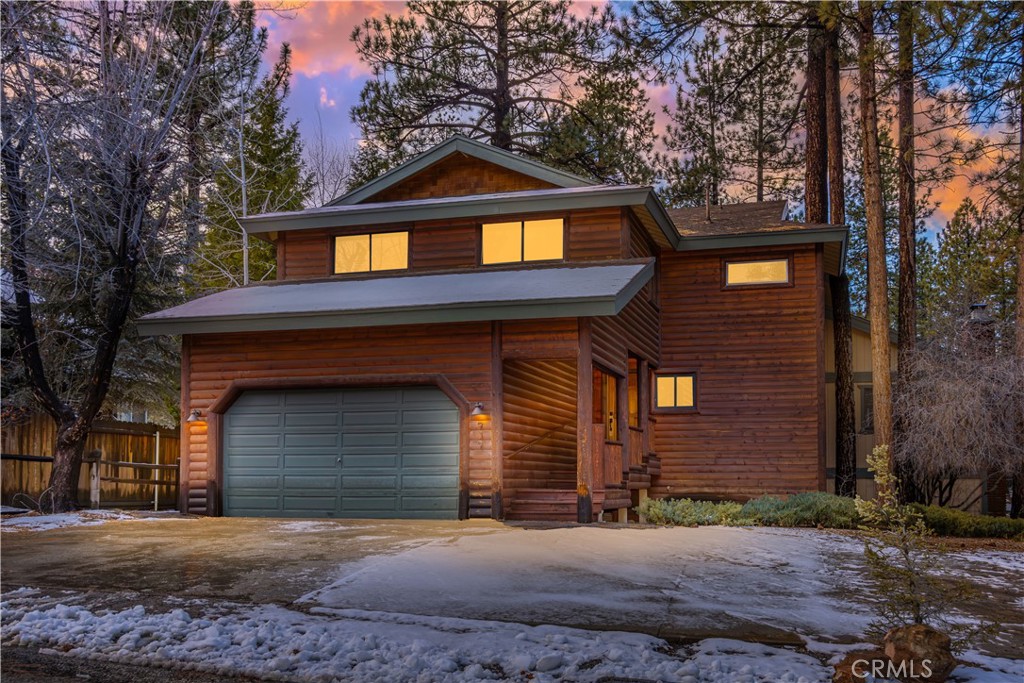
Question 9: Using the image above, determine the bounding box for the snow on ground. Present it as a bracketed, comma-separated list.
[1, 587, 829, 682]
[0, 510, 191, 533]
[3, 588, 1019, 683]
[0, 505, 30, 515]
[269, 521, 370, 534]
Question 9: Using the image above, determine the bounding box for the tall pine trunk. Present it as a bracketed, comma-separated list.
[895, 1, 921, 502]
[492, 3, 512, 150]
[826, 20, 856, 498]
[1013, 23, 1024, 518]
[805, 8, 828, 223]
[858, 1, 895, 464]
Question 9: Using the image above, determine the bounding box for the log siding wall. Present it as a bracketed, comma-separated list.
[652, 244, 824, 500]
[275, 209, 630, 281]
[502, 359, 578, 492]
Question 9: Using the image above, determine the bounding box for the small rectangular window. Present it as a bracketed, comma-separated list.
[724, 258, 790, 286]
[481, 218, 563, 264]
[860, 386, 874, 434]
[334, 231, 409, 274]
[655, 373, 695, 410]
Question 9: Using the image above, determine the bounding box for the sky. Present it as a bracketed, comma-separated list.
[259, 1, 988, 231]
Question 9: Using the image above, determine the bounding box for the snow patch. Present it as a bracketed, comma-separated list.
[1, 588, 836, 682]
[0, 510, 191, 533]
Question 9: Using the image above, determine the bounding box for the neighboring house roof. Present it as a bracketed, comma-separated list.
[242, 184, 684, 250]
[137, 260, 655, 336]
[328, 135, 596, 206]
[669, 200, 791, 236]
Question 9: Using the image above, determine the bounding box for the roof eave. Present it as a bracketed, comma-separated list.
[138, 296, 621, 337]
[675, 225, 848, 252]
[241, 187, 659, 235]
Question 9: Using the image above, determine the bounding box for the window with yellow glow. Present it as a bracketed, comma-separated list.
[481, 218, 563, 264]
[724, 258, 789, 286]
[334, 232, 408, 274]
[655, 374, 695, 410]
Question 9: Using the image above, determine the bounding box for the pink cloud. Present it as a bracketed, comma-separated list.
[263, 1, 407, 79]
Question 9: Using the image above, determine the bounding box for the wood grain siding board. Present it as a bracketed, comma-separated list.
[366, 154, 557, 203]
[591, 294, 660, 375]
[183, 322, 495, 516]
[276, 206, 631, 281]
[411, 220, 477, 270]
[815, 244, 827, 491]
[501, 318, 578, 359]
[567, 207, 625, 261]
[653, 244, 824, 500]
[179, 336, 191, 513]
[277, 228, 330, 279]
[502, 359, 577, 492]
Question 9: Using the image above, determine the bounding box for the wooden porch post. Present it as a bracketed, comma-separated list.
[490, 321, 504, 519]
[576, 319, 594, 523]
[617, 366, 629, 473]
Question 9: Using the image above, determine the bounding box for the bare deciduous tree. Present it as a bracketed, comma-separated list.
[894, 311, 1023, 509]
[305, 111, 353, 207]
[1, 1, 228, 511]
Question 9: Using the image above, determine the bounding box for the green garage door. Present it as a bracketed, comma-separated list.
[223, 386, 460, 519]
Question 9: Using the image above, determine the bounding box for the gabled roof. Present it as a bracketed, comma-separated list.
[328, 135, 597, 206]
[137, 260, 655, 336]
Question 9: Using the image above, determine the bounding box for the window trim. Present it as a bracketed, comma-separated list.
[478, 214, 568, 266]
[652, 370, 699, 413]
[330, 228, 411, 276]
[721, 253, 794, 289]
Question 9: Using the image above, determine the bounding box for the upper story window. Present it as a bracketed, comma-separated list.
[723, 257, 790, 287]
[333, 231, 409, 274]
[481, 218, 563, 265]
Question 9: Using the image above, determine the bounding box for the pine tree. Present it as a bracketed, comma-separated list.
[192, 46, 312, 292]
[658, 30, 736, 207]
[349, 0, 651, 186]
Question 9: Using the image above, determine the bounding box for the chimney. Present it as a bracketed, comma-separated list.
[963, 302, 995, 355]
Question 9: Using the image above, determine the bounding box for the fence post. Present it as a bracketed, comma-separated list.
[154, 430, 161, 511]
[83, 449, 102, 509]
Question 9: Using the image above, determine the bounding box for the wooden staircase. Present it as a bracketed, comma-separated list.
[507, 488, 604, 521]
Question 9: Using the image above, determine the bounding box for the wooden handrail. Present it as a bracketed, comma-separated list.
[505, 422, 573, 459]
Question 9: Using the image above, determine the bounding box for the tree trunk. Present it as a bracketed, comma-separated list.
[805, 7, 828, 224]
[896, 2, 917, 375]
[895, 1, 922, 502]
[48, 421, 90, 512]
[492, 2, 512, 150]
[825, 20, 856, 498]
[858, 1, 894, 458]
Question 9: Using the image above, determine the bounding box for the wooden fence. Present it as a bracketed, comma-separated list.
[1, 413, 180, 509]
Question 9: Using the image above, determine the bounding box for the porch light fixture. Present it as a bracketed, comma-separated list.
[186, 409, 202, 423]
[470, 402, 486, 417]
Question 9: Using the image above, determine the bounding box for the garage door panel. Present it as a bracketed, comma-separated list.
[401, 474, 458, 489]
[228, 475, 281, 489]
[341, 389, 401, 404]
[228, 413, 282, 429]
[224, 386, 459, 519]
[284, 391, 339, 407]
[284, 412, 339, 427]
[284, 475, 338, 490]
[401, 496, 458, 511]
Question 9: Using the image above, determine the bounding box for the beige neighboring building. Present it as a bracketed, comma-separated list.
[824, 314, 989, 513]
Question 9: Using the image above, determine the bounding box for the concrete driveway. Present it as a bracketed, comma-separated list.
[2, 515, 1021, 659]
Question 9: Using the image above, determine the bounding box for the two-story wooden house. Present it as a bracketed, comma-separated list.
[139, 136, 847, 522]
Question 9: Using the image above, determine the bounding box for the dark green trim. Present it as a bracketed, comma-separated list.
[243, 185, 665, 234]
[676, 225, 848, 252]
[328, 135, 595, 207]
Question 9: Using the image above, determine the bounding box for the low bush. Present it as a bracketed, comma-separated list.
[637, 497, 743, 527]
[911, 504, 1024, 539]
[638, 492, 1022, 538]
